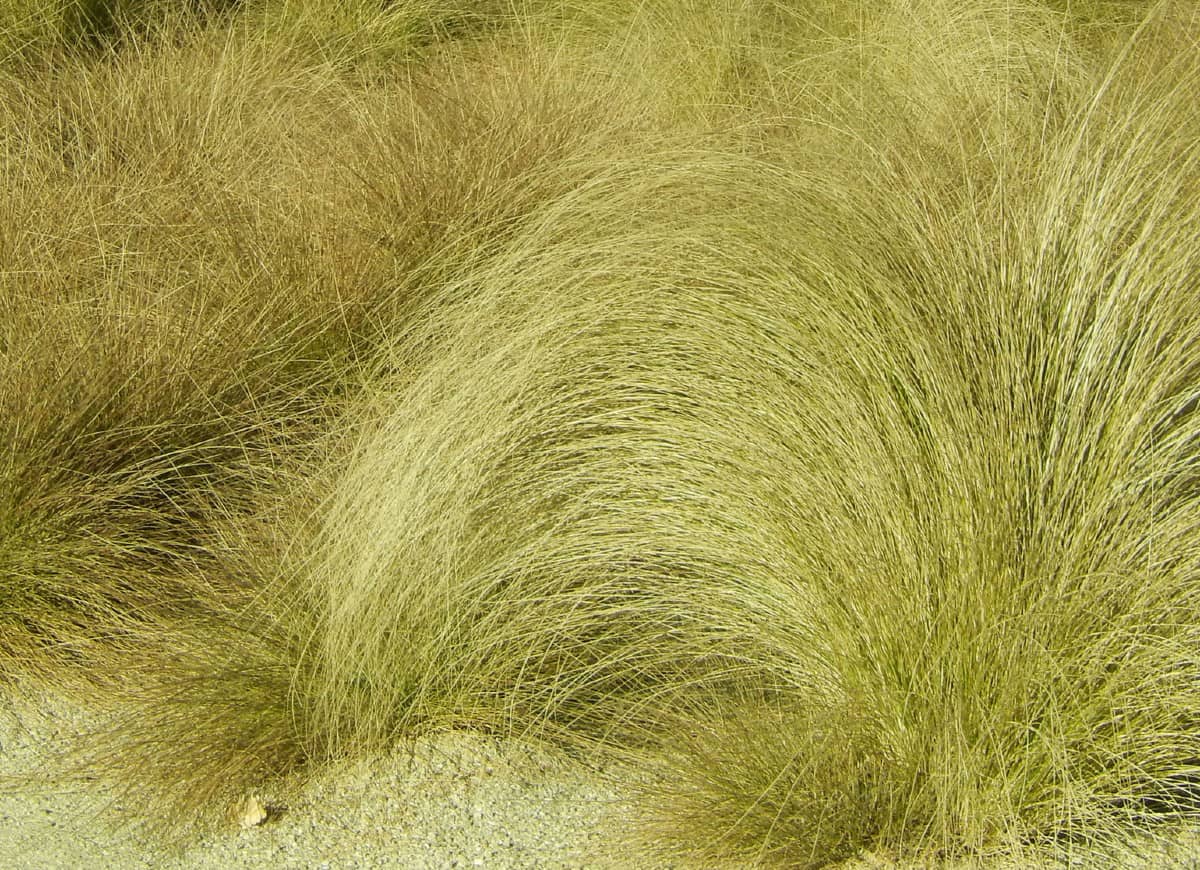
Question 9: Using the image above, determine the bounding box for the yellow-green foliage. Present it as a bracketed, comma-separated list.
[1, 0, 1198, 863]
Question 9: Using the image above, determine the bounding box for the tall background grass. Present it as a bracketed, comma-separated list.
[1, 0, 1197, 865]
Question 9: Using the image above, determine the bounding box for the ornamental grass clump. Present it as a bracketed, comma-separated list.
[283, 2, 1200, 865]
[1, 1, 1197, 865]
[0, 22, 378, 691]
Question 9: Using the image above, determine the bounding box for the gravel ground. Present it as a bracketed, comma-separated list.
[3, 697, 1198, 869]
[0, 697, 667, 869]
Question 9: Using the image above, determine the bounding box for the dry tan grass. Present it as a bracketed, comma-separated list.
[2, 1, 1198, 865]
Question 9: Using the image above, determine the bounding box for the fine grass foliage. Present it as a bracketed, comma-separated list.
[0, 23, 386, 689]
[2, 0, 1198, 865]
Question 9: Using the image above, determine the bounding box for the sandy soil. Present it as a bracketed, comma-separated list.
[0, 696, 666, 869]
[2, 697, 1197, 869]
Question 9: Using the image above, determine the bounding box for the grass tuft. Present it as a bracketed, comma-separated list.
[2, 0, 1198, 863]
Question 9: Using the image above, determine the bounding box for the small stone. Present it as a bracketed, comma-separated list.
[239, 794, 269, 829]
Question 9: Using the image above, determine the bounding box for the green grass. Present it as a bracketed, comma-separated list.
[2, 0, 1198, 864]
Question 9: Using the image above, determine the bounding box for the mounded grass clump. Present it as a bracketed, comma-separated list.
[2, 0, 1198, 865]
[0, 24, 369, 690]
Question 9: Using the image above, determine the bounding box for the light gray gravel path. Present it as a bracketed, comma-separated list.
[0, 697, 668, 869]
[3, 697, 1198, 869]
